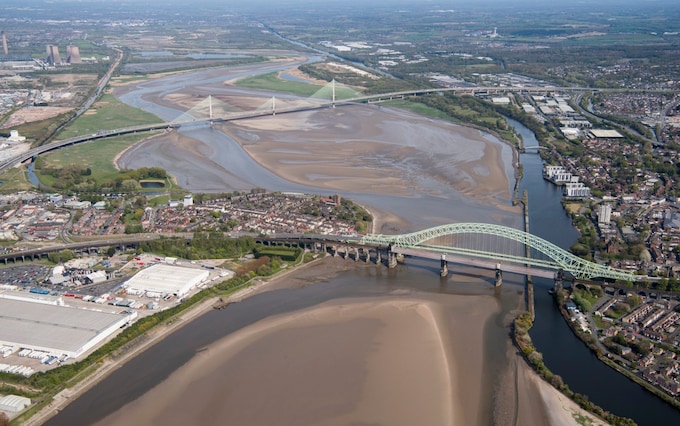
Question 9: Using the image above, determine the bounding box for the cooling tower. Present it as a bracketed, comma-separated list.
[66, 45, 82, 64]
[46, 44, 62, 65]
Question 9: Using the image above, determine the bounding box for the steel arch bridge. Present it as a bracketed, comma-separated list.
[358, 223, 640, 282]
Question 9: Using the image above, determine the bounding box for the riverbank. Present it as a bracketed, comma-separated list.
[552, 286, 680, 413]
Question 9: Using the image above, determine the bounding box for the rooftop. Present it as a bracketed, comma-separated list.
[0, 298, 129, 356]
[122, 263, 208, 296]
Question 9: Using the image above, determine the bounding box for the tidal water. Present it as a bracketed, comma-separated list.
[46, 64, 680, 425]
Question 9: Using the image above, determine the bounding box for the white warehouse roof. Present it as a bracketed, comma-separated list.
[123, 263, 209, 297]
[591, 129, 623, 138]
[0, 299, 133, 358]
[0, 394, 31, 412]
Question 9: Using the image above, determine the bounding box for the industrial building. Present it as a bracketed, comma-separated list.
[0, 298, 136, 359]
[122, 263, 209, 298]
[598, 204, 612, 225]
[0, 395, 31, 413]
[590, 129, 624, 139]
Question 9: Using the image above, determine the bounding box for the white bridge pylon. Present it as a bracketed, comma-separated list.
[181, 79, 365, 120]
[253, 95, 312, 116]
[357, 223, 641, 282]
[173, 95, 244, 123]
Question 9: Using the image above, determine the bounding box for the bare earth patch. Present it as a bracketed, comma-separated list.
[1, 106, 72, 128]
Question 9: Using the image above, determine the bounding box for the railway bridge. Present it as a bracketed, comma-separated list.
[258, 223, 643, 286]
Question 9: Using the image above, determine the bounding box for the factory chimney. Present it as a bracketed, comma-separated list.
[1, 31, 8, 55]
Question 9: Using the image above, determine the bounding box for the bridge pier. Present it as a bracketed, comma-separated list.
[387, 246, 397, 269]
[388, 252, 397, 268]
[376, 249, 381, 265]
[440, 254, 448, 277]
[364, 248, 370, 263]
[527, 276, 535, 320]
[495, 266, 503, 287]
[554, 269, 564, 292]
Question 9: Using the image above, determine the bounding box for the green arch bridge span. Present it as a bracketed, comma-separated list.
[357, 223, 641, 282]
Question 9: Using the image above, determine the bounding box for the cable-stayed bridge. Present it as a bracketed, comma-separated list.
[0, 79, 666, 173]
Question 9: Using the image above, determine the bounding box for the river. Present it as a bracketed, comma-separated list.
[44, 62, 680, 425]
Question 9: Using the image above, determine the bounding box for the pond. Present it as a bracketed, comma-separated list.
[140, 180, 165, 189]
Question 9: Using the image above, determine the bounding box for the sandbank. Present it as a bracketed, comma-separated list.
[218, 105, 513, 203]
[95, 296, 494, 426]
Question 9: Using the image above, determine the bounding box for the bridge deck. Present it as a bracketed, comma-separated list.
[393, 247, 556, 279]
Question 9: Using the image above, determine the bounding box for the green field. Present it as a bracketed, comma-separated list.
[384, 99, 453, 120]
[0, 166, 35, 193]
[253, 245, 302, 262]
[36, 132, 163, 186]
[235, 72, 360, 100]
[56, 93, 164, 140]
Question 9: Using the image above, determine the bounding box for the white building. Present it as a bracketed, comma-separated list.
[598, 204, 612, 224]
[6, 130, 26, 143]
[183, 194, 193, 206]
[564, 181, 591, 198]
[590, 129, 623, 139]
[122, 263, 209, 298]
[544, 165, 572, 184]
[64, 200, 91, 209]
[0, 394, 31, 412]
[491, 97, 511, 105]
[0, 298, 136, 358]
[86, 270, 107, 284]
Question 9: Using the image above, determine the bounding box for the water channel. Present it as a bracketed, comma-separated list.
[43, 70, 680, 424]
